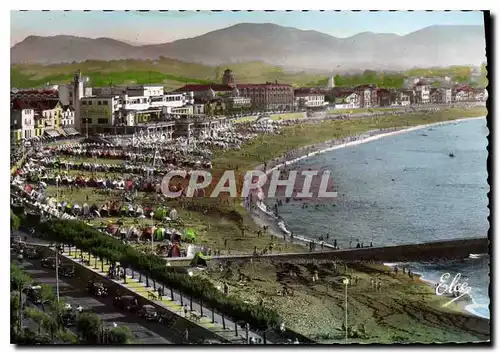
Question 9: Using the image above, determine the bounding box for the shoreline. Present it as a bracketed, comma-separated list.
[247, 115, 486, 246]
[244, 115, 488, 320]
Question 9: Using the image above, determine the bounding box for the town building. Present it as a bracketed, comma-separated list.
[355, 85, 377, 108]
[176, 70, 294, 112]
[294, 88, 326, 109]
[414, 81, 431, 104]
[452, 85, 475, 102]
[11, 99, 35, 142]
[333, 91, 360, 109]
[238, 82, 294, 111]
[429, 87, 452, 104]
[11, 99, 63, 140]
[377, 89, 392, 107]
[391, 90, 413, 106]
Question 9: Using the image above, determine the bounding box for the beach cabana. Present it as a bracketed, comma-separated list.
[154, 207, 168, 220]
[154, 227, 165, 241]
[142, 226, 156, 239]
[182, 229, 196, 243]
[172, 229, 182, 243]
[190, 252, 210, 267]
[106, 223, 118, 235]
[119, 204, 128, 216]
[167, 243, 182, 258]
[168, 208, 178, 221]
[82, 203, 90, 216]
[100, 205, 109, 217]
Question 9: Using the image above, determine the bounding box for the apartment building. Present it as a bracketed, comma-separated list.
[294, 88, 326, 109]
[11, 99, 35, 142]
[414, 81, 431, 104]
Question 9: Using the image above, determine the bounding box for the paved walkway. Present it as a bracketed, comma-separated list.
[59, 245, 272, 344]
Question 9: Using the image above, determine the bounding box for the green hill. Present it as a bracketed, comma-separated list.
[11, 58, 327, 90]
[11, 59, 487, 91]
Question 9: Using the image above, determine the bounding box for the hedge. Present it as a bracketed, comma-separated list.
[35, 219, 280, 330]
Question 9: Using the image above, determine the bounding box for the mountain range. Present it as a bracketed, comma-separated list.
[10, 23, 486, 71]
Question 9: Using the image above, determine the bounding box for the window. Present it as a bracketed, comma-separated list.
[82, 118, 92, 124]
[102, 100, 108, 105]
[97, 101, 102, 105]
[98, 118, 108, 124]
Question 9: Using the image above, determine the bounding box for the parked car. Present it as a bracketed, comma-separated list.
[41, 257, 60, 269]
[86, 281, 108, 296]
[138, 304, 158, 321]
[58, 264, 76, 278]
[113, 295, 138, 312]
[25, 247, 43, 260]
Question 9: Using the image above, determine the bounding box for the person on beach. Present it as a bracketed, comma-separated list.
[334, 239, 338, 249]
[371, 279, 375, 289]
[356, 242, 361, 249]
[349, 240, 352, 248]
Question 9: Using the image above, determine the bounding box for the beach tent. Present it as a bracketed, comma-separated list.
[171, 229, 182, 243]
[154, 207, 168, 220]
[106, 224, 118, 234]
[47, 197, 57, 208]
[24, 184, 33, 194]
[136, 205, 144, 216]
[183, 229, 196, 243]
[100, 205, 109, 217]
[119, 204, 128, 216]
[154, 227, 165, 241]
[168, 208, 178, 221]
[127, 226, 140, 240]
[142, 226, 155, 239]
[189, 252, 210, 267]
[167, 243, 181, 258]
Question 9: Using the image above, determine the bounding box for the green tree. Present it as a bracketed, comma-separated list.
[11, 210, 20, 230]
[76, 313, 102, 343]
[108, 326, 133, 344]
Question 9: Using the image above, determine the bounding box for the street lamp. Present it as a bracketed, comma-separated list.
[342, 277, 349, 343]
[188, 271, 194, 311]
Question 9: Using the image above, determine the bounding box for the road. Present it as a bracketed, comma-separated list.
[12, 253, 178, 344]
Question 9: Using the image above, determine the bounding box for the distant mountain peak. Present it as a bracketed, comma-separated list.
[11, 23, 486, 69]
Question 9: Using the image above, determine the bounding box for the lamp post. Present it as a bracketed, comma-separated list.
[188, 271, 194, 311]
[342, 277, 349, 343]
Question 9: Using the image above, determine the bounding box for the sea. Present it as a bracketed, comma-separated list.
[264, 117, 490, 319]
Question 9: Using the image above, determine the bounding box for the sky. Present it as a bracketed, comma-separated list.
[10, 11, 485, 47]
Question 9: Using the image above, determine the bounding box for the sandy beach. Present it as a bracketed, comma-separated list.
[239, 115, 489, 328]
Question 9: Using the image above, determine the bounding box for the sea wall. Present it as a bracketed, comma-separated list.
[212, 238, 489, 264]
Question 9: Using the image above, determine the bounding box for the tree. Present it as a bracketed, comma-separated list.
[11, 209, 20, 230]
[108, 326, 133, 344]
[76, 313, 102, 343]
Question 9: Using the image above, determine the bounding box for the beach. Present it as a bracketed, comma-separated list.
[246, 116, 486, 250]
[235, 115, 490, 339]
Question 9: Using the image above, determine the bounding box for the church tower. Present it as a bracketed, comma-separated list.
[72, 70, 84, 132]
[222, 69, 235, 87]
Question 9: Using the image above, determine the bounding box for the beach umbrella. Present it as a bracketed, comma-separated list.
[154, 227, 165, 241]
[168, 208, 178, 220]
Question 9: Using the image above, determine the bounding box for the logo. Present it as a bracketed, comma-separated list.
[435, 273, 472, 307]
[160, 168, 338, 202]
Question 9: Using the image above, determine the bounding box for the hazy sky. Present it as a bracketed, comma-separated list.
[11, 10, 485, 46]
